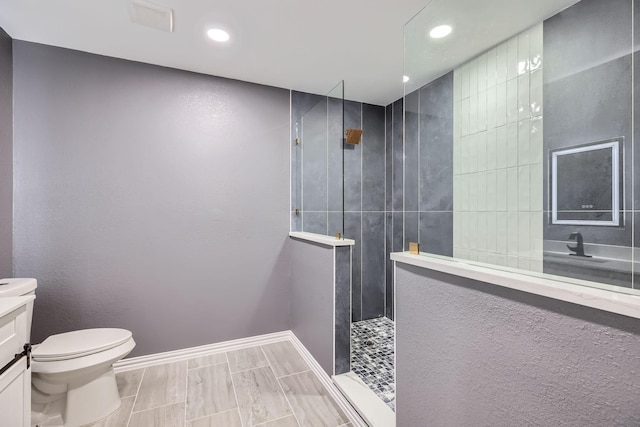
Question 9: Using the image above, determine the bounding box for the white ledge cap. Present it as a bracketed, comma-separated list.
[289, 231, 355, 247]
[391, 251, 640, 320]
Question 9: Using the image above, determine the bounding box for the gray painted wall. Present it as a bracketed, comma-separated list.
[290, 237, 335, 375]
[396, 263, 640, 426]
[13, 41, 291, 357]
[0, 28, 12, 278]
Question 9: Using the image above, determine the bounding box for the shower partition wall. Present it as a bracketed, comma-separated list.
[403, 0, 640, 294]
[290, 85, 397, 417]
[291, 82, 345, 237]
[291, 87, 390, 323]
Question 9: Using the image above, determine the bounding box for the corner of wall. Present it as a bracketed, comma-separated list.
[0, 26, 12, 278]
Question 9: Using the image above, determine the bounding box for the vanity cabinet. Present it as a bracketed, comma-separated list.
[0, 297, 34, 427]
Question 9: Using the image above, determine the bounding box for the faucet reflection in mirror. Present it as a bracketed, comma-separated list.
[567, 232, 591, 258]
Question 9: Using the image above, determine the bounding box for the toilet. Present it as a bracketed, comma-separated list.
[0, 278, 135, 426]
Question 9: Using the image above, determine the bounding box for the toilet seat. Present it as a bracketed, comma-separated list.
[33, 328, 132, 361]
[32, 332, 135, 376]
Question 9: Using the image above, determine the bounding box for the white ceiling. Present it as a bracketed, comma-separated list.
[0, 0, 428, 105]
[0, 0, 577, 105]
[404, 0, 580, 94]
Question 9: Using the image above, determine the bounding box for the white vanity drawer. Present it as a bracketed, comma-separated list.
[0, 296, 33, 427]
[0, 304, 28, 366]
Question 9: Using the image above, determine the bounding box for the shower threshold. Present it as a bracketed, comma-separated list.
[333, 372, 395, 427]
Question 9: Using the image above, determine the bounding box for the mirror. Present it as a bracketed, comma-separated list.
[550, 138, 622, 226]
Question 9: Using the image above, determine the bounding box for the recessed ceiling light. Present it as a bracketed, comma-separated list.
[403, 75, 410, 83]
[207, 28, 230, 42]
[429, 25, 452, 39]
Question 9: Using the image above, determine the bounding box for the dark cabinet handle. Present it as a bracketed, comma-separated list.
[0, 343, 32, 376]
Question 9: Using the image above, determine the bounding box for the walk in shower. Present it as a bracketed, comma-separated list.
[291, 80, 397, 415]
[291, 0, 640, 423]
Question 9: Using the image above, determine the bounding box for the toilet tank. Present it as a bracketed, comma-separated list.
[0, 278, 37, 342]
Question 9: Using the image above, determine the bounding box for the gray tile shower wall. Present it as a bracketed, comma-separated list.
[419, 73, 454, 213]
[293, 74, 453, 322]
[389, 72, 454, 259]
[385, 105, 394, 319]
[386, 99, 405, 320]
[404, 91, 420, 215]
[418, 73, 454, 258]
[301, 98, 329, 213]
[381, 73, 454, 319]
[361, 212, 385, 320]
[0, 28, 11, 278]
[328, 97, 344, 214]
[291, 91, 388, 322]
[334, 246, 351, 375]
[635, 0, 640, 223]
[362, 105, 386, 211]
[291, 90, 323, 232]
[291, 91, 344, 236]
[344, 101, 363, 213]
[347, 101, 387, 322]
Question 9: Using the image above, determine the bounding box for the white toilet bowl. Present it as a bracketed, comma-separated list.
[0, 279, 135, 427]
[31, 328, 136, 426]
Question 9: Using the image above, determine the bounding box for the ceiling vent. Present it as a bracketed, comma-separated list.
[128, 0, 174, 32]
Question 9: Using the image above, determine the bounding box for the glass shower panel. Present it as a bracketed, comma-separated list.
[403, 0, 640, 293]
[291, 81, 344, 237]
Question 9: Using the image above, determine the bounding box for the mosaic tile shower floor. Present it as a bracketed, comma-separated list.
[351, 317, 395, 411]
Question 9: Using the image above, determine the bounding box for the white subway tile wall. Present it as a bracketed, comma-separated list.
[453, 23, 544, 271]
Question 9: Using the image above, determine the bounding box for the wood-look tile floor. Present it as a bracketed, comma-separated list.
[88, 340, 353, 427]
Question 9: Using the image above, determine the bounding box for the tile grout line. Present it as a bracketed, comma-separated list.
[186, 407, 240, 425]
[129, 363, 188, 416]
[226, 352, 244, 427]
[326, 91, 329, 235]
[383, 105, 387, 318]
[126, 367, 146, 426]
[253, 413, 298, 426]
[274, 369, 313, 380]
[261, 345, 302, 427]
[187, 360, 228, 371]
[360, 104, 364, 321]
[229, 363, 271, 375]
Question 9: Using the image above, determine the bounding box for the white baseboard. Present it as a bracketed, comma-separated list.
[114, 331, 292, 373]
[112, 330, 368, 427]
[287, 333, 368, 427]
